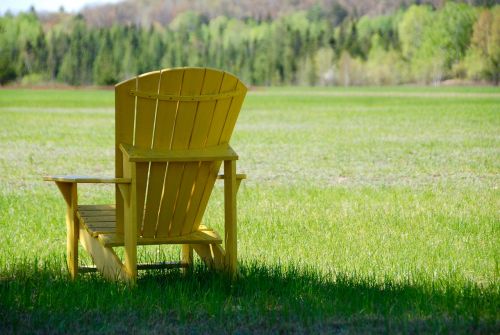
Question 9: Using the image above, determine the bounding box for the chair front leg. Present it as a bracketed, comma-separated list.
[224, 160, 237, 278]
[122, 165, 137, 283]
[56, 182, 79, 279]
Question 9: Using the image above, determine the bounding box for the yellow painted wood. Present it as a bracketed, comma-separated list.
[224, 160, 237, 277]
[181, 244, 193, 273]
[161, 179, 191, 236]
[81, 221, 221, 248]
[128, 88, 244, 101]
[80, 216, 116, 222]
[78, 204, 116, 210]
[134, 162, 148, 235]
[120, 143, 238, 162]
[220, 81, 247, 141]
[78, 210, 115, 217]
[99, 230, 222, 247]
[191, 72, 246, 232]
[87, 227, 116, 237]
[182, 71, 235, 233]
[44, 175, 131, 183]
[174, 69, 225, 236]
[79, 226, 128, 281]
[77, 203, 221, 247]
[115, 76, 136, 236]
[142, 69, 184, 238]
[84, 221, 116, 228]
[156, 68, 205, 237]
[192, 244, 214, 268]
[45, 67, 247, 281]
[166, 68, 206, 237]
[217, 173, 246, 193]
[134, 72, 160, 237]
[154, 69, 184, 148]
[124, 162, 138, 281]
[55, 181, 79, 279]
[217, 174, 247, 180]
[193, 244, 225, 270]
[135, 71, 160, 148]
[117, 183, 130, 210]
[120, 158, 133, 237]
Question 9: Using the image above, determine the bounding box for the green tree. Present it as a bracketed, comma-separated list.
[58, 16, 94, 85]
[13, 11, 47, 78]
[93, 30, 119, 85]
[398, 5, 433, 61]
[464, 6, 500, 83]
[0, 14, 19, 84]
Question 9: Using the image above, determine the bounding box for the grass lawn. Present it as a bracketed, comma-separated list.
[0, 86, 499, 334]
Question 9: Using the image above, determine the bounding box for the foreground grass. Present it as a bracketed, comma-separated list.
[0, 86, 499, 333]
[1, 261, 498, 334]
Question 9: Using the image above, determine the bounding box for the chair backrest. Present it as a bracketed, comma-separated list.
[114, 68, 247, 238]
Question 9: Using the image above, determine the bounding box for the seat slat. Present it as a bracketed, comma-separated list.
[79, 210, 115, 217]
[78, 204, 116, 211]
[77, 205, 220, 246]
[87, 227, 117, 237]
[79, 216, 116, 222]
[99, 230, 222, 247]
[84, 221, 116, 228]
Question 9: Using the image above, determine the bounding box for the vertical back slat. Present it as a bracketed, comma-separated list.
[142, 69, 184, 237]
[134, 71, 161, 235]
[172, 69, 224, 235]
[156, 68, 206, 237]
[115, 77, 137, 234]
[219, 81, 247, 142]
[189, 73, 246, 232]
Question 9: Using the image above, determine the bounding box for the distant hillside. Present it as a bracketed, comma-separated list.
[68, 0, 487, 27]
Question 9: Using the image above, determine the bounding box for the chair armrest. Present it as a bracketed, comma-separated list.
[43, 175, 131, 184]
[119, 143, 238, 162]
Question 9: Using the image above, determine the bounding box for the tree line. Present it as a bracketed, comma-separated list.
[0, 2, 498, 86]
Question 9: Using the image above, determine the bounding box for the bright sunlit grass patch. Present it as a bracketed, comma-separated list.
[0, 87, 498, 333]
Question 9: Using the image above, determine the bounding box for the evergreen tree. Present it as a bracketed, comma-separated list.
[93, 30, 119, 85]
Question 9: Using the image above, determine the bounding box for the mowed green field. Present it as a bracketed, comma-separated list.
[0, 87, 499, 333]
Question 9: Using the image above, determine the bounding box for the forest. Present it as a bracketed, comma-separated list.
[0, 0, 498, 86]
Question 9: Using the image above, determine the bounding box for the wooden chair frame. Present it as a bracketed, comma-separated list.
[45, 156, 244, 282]
[44, 67, 247, 282]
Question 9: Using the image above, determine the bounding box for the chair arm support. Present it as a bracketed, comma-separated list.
[43, 175, 131, 184]
[217, 173, 246, 180]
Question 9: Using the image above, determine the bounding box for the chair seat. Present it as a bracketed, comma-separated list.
[77, 205, 222, 247]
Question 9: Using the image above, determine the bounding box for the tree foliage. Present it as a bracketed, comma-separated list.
[0, 3, 498, 86]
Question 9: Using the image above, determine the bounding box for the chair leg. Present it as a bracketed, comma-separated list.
[57, 182, 79, 279]
[181, 244, 193, 273]
[211, 244, 225, 270]
[224, 160, 237, 278]
[66, 204, 79, 279]
[123, 243, 137, 282]
[123, 168, 137, 283]
[192, 244, 225, 271]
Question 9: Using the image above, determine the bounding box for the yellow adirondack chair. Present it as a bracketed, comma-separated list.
[44, 68, 247, 282]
